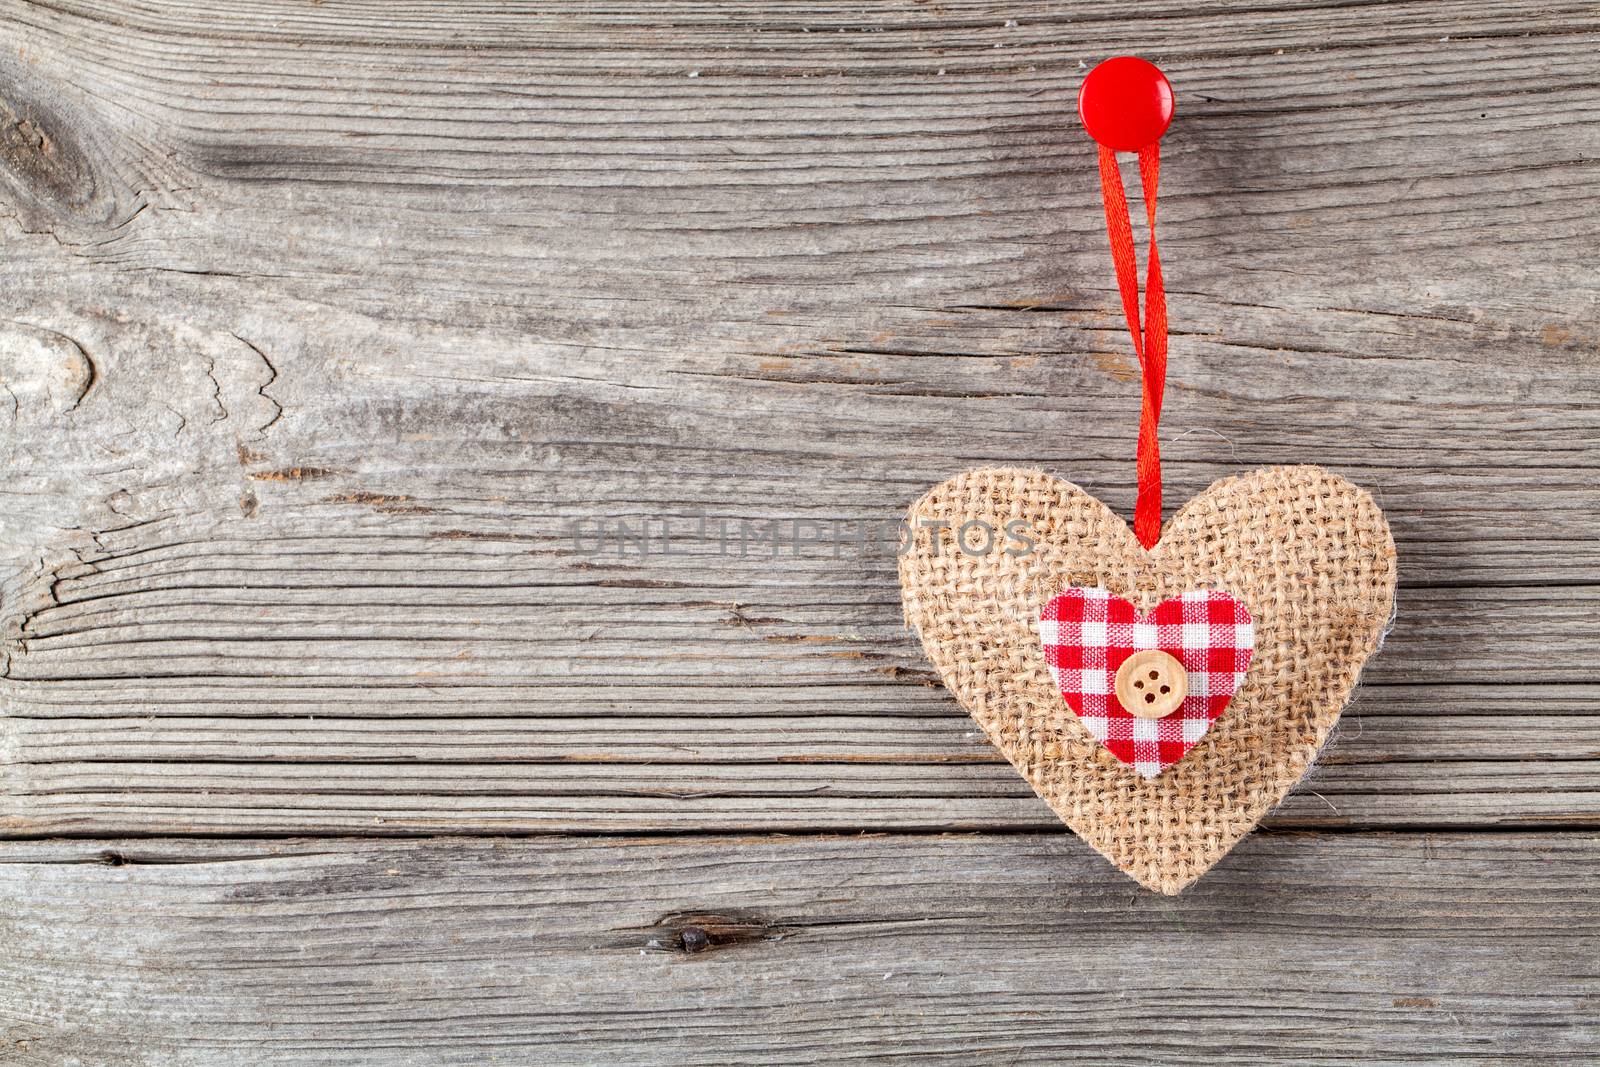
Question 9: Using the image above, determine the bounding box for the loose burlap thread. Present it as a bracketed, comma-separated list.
[898, 464, 1397, 894]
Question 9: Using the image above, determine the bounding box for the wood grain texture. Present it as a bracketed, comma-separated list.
[3, 533, 1598, 832]
[3, 833, 1599, 1066]
[1, 0, 1598, 1060]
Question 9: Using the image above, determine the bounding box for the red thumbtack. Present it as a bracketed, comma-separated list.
[1077, 56, 1174, 152]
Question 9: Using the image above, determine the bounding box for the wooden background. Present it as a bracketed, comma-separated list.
[2, 1, 1597, 1062]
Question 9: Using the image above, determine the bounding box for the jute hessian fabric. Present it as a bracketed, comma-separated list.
[899, 465, 1397, 894]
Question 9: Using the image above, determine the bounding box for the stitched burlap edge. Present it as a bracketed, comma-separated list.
[898, 465, 1397, 894]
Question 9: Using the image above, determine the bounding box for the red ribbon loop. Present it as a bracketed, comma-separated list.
[1096, 142, 1166, 550]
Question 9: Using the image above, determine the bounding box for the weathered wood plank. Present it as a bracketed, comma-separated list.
[2, 832, 1598, 1066]
[11, 758, 1600, 834]
[3, 523, 1597, 832]
[1, 0, 1598, 587]
[11, 698, 1600, 762]
[7, 535, 1597, 686]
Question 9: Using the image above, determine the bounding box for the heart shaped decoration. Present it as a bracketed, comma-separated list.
[1039, 587, 1254, 778]
[899, 464, 1396, 894]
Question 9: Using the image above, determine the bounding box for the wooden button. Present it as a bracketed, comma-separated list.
[1114, 649, 1188, 719]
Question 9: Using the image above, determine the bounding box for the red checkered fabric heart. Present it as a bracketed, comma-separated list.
[1038, 588, 1254, 778]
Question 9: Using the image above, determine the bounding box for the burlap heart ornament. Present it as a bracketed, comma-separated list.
[898, 464, 1396, 894]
